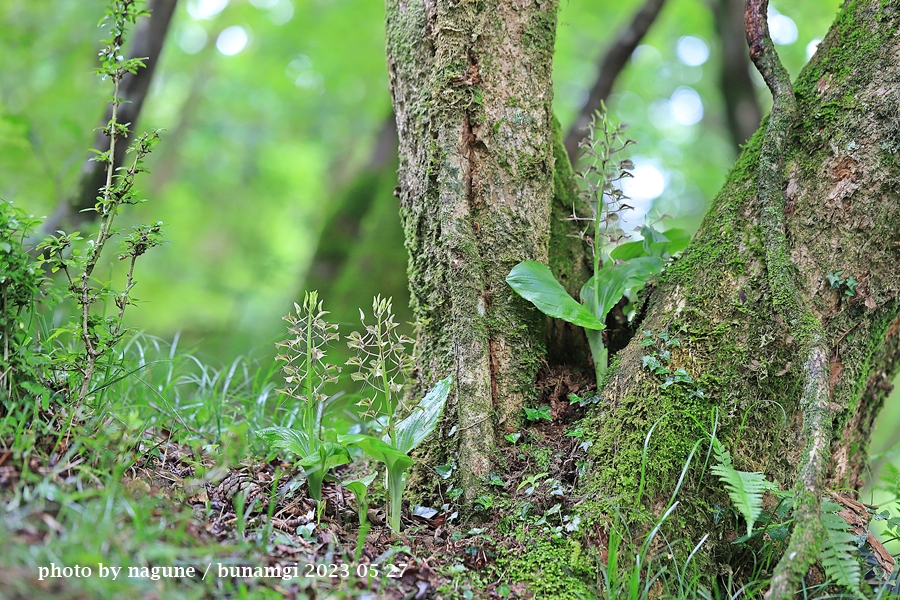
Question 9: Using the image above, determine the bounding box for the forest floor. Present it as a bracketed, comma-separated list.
[0, 356, 596, 600]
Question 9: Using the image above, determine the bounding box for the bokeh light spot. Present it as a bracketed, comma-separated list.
[216, 26, 249, 56]
[187, 0, 228, 20]
[676, 36, 709, 67]
[669, 87, 703, 126]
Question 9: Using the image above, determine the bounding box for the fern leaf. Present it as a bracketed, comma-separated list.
[819, 503, 862, 593]
[710, 441, 774, 537]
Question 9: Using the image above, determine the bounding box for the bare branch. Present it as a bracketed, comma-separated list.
[563, 0, 667, 162]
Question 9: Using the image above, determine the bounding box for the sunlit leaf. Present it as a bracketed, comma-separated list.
[507, 261, 604, 330]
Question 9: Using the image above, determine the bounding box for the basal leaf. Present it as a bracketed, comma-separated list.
[257, 426, 315, 458]
[339, 433, 413, 473]
[507, 261, 605, 330]
[342, 472, 378, 499]
[608, 240, 646, 261]
[393, 375, 452, 455]
[581, 257, 664, 321]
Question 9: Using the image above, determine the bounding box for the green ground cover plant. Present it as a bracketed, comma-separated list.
[507, 109, 689, 387]
[258, 294, 452, 533]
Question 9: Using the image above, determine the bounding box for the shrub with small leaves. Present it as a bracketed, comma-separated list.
[31, 2, 165, 405]
[0, 202, 52, 407]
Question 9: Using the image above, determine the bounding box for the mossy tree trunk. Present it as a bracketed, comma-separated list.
[390, 0, 900, 588]
[580, 0, 900, 578]
[386, 0, 559, 498]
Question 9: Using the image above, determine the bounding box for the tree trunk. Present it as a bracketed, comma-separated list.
[389, 0, 900, 590]
[386, 0, 558, 498]
[711, 0, 763, 151]
[579, 0, 900, 575]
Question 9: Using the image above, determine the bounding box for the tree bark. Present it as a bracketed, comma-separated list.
[388, 0, 900, 590]
[579, 0, 900, 576]
[386, 0, 558, 498]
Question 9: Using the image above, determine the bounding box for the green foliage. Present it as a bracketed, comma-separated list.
[710, 440, 776, 538]
[640, 331, 706, 398]
[506, 261, 604, 330]
[258, 292, 452, 533]
[0, 1, 163, 414]
[818, 500, 864, 595]
[522, 405, 552, 423]
[609, 226, 691, 261]
[32, 2, 164, 406]
[827, 270, 859, 298]
[710, 447, 868, 596]
[0, 202, 51, 405]
[340, 375, 452, 532]
[341, 471, 377, 559]
[508, 109, 690, 388]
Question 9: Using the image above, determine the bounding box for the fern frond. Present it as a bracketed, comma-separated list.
[819, 501, 863, 595]
[711, 441, 775, 537]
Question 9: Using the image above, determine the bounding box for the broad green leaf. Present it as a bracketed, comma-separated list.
[257, 426, 315, 457]
[581, 257, 664, 321]
[340, 433, 414, 533]
[342, 472, 378, 499]
[298, 441, 350, 472]
[259, 429, 349, 502]
[608, 240, 646, 261]
[609, 227, 692, 261]
[640, 224, 670, 245]
[507, 261, 605, 330]
[393, 375, 452, 455]
[339, 433, 414, 473]
[653, 228, 691, 255]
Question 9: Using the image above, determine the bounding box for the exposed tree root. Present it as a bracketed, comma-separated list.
[743, 1, 838, 597]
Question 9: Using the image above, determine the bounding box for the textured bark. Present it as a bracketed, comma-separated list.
[579, 0, 900, 577]
[386, 0, 557, 498]
[387, 0, 900, 591]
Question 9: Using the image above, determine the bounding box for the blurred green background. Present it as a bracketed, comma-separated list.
[9, 1, 898, 482]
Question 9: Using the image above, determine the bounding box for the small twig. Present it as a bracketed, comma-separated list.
[41, 0, 178, 235]
[836, 322, 859, 346]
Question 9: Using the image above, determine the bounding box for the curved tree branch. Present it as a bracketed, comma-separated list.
[42, 0, 178, 234]
[563, 0, 667, 161]
[744, 0, 837, 596]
